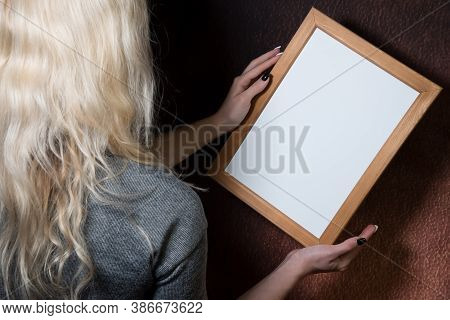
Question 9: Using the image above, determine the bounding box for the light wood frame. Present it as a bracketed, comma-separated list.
[208, 7, 442, 246]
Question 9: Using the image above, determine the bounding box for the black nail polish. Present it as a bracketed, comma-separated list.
[357, 238, 367, 246]
[261, 72, 270, 81]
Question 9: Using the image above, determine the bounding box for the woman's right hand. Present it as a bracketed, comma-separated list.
[289, 224, 378, 277]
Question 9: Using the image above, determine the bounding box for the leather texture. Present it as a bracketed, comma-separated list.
[151, 0, 449, 299]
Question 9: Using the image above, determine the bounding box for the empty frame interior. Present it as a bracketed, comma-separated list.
[210, 8, 441, 246]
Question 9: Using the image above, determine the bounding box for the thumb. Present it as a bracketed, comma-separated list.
[338, 224, 378, 262]
[332, 224, 378, 258]
[241, 72, 271, 101]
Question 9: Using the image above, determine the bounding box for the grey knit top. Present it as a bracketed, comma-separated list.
[0, 155, 209, 299]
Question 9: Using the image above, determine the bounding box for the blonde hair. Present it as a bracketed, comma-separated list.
[0, 0, 158, 298]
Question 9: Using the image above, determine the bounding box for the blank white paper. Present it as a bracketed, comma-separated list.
[225, 28, 419, 238]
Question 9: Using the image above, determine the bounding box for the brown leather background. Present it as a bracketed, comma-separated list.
[150, 0, 449, 299]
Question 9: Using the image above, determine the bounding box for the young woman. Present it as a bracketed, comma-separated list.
[0, 0, 377, 299]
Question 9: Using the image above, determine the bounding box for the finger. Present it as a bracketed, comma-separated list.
[358, 224, 378, 240]
[342, 225, 378, 262]
[242, 46, 281, 74]
[234, 54, 282, 92]
[340, 224, 378, 263]
[241, 73, 271, 101]
[331, 224, 378, 258]
[331, 236, 359, 257]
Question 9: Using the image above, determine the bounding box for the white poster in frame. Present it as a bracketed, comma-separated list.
[209, 8, 441, 246]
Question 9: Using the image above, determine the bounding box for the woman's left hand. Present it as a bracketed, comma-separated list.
[239, 224, 378, 299]
[289, 224, 379, 277]
[212, 46, 283, 132]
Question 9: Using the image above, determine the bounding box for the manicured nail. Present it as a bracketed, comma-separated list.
[357, 238, 367, 246]
[274, 45, 281, 50]
[261, 72, 270, 81]
[276, 52, 283, 56]
[374, 225, 378, 232]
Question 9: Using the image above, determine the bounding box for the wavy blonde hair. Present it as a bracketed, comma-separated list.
[0, 0, 158, 299]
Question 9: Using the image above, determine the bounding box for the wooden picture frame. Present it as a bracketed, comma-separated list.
[208, 7, 441, 246]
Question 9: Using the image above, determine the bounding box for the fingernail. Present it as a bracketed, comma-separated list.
[261, 72, 271, 81]
[276, 52, 283, 56]
[274, 45, 281, 50]
[357, 238, 367, 246]
[374, 225, 378, 232]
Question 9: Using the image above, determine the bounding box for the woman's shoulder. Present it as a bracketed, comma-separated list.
[82, 155, 208, 299]
[97, 154, 208, 232]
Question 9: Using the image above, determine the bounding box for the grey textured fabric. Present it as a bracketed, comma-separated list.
[0, 155, 209, 300]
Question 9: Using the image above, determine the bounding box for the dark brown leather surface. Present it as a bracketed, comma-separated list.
[151, 0, 449, 299]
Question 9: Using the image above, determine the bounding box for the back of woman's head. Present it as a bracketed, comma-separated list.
[0, 0, 157, 298]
